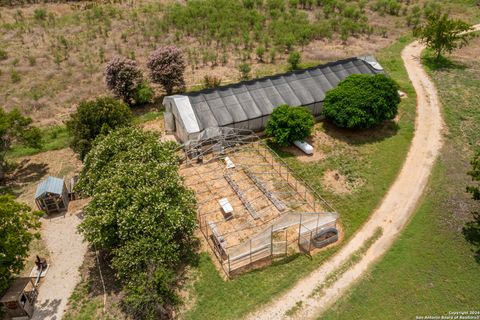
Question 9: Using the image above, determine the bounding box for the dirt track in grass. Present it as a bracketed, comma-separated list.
[244, 23, 480, 320]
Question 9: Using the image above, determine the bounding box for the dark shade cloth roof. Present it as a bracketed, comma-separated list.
[184, 57, 383, 130]
[0, 278, 33, 303]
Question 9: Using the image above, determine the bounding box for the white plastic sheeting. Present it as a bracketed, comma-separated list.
[228, 212, 338, 262]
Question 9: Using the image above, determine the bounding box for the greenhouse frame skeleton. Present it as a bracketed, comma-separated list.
[179, 128, 339, 276]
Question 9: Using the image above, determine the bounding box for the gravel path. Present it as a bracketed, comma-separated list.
[244, 26, 480, 319]
[32, 209, 88, 320]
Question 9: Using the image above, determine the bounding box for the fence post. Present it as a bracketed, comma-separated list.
[270, 226, 274, 256]
[285, 230, 288, 255]
[228, 254, 231, 274]
[298, 213, 303, 247]
[250, 239, 252, 264]
[309, 230, 313, 253]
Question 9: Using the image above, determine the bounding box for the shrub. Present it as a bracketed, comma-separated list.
[323, 74, 400, 129]
[288, 51, 301, 70]
[66, 96, 132, 160]
[0, 195, 42, 294]
[28, 56, 36, 66]
[238, 63, 251, 80]
[133, 81, 155, 105]
[265, 104, 314, 146]
[10, 70, 21, 83]
[203, 75, 222, 89]
[76, 127, 197, 319]
[105, 57, 144, 105]
[147, 46, 186, 95]
[256, 46, 265, 62]
[33, 8, 47, 21]
[0, 49, 7, 61]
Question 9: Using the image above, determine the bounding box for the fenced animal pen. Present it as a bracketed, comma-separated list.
[179, 128, 339, 276]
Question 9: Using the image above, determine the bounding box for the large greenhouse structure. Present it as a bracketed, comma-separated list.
[163, 56, 384, 142]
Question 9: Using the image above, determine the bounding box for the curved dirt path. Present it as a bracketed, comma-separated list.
[244, 27, 480, 319]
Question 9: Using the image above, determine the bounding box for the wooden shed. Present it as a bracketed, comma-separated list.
[0, 277, 37, 319]
[34, 176, 69, 215]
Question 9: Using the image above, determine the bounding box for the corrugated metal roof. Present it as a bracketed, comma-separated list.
[35, 176, 65, 199]
[182, 56, 383, 131]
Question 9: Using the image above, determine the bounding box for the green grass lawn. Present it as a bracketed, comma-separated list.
[6, 110, 163, 159]
[7, 125, 72, 158]
[181, 36, 416, 320]
[321, 38, 480, 320]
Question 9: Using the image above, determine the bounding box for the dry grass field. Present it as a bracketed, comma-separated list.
[0, 0, 446, 127]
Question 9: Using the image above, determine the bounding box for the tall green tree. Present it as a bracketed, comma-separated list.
[414, 11, 474, 60]
[0, 195, 42, 294]
[66, 97, 132, 160]
[0, 108, 41, 183]
[266, 104, 314, 146]
[323, 74, 400, 129]
[464, 149, 480, 263]
[76, 128, 197, 319]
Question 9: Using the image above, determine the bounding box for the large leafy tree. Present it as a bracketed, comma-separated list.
[464, 150, 480, 262]
[147, 46, 186, 95]
[266, 104, 314, 147]
[323, 74, 400, 129]
[76, 128, 197, 318]
[0, 108, 41, 183]
[0, 195, 42, 294]
[414, 11, 474, 60]
[66, 97, 132, 160]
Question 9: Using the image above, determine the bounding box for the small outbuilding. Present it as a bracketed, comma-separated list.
[34, 176, 69, 215]
[0, 277, 37, 319]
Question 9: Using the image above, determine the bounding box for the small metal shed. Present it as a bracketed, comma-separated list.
[34, 176, 69, 215]
[0, 277, 37, 319]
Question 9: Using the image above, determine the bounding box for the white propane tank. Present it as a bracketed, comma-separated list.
[293, 140, 314, 155]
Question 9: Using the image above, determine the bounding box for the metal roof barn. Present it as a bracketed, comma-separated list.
[163, 56, 384, 143]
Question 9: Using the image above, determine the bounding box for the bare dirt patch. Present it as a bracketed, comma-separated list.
[322, 170, 351, 194]
[11, 148, 82, 207]
[141, 117, 164, 133]
[283, 144, 326, 163]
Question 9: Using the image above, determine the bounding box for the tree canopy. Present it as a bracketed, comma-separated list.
[323, 74, 400, 129]
[265, 104, 314, 146]
[105, 57, 143, 105]
[414, 11, 474, 60]
[0, 195, 42, 295]
[464, 149, 480, 263]
[147, 46, 186, 95]
[76, 127, 197, 318]
[0, 108, 41, 183]
[66, 97, 133, 160]
[105, 57, 154, 105]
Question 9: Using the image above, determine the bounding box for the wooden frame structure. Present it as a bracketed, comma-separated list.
[34, 176, 69, 215]
[0, 277, 37, 319]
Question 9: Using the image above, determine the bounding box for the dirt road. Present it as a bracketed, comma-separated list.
[32, 207, 88, 320]
[244, 26, 480, 319]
